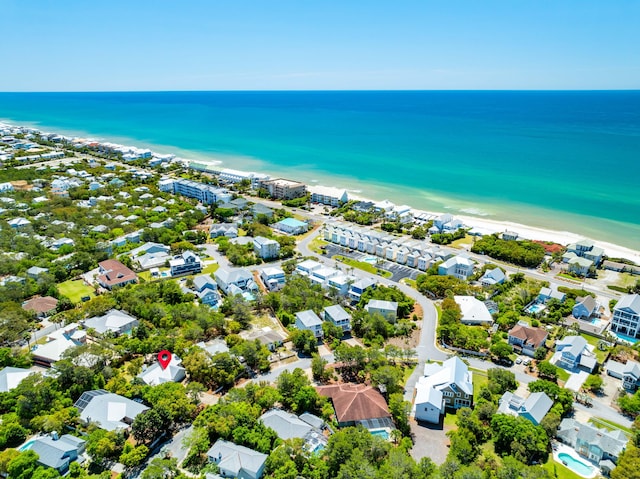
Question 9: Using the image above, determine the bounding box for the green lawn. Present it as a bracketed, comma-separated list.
[309, 237, 329, 254]
[402, 278, 417, 289]
[443, 412, 458, 431]
[590, 417, 633, 435]
[201, 263, 219, 275]
[332, 255, 392, 278]
[556, 273, 582, 283]
[556, 367, 570, 383]
[58, 279, 94, 303]
[450, 235, 474, 249]
[581, 334, 610, 363]
[542, 458, 585, 479]
[471, 369, 489, 401]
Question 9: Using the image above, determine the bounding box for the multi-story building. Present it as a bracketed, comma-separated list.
[611, 294, 640, 339]
[169, 251, 202, 276]
[294, 310, 324, 338]
[159, 178, 232, 205]
[323, 305, 352, 333]
[259, 178, 307, 200]
[253, 236, 280, 260]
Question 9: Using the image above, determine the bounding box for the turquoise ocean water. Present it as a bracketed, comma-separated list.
[0, 91, 638, 250]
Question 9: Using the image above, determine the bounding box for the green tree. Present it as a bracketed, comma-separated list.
[119, 444, 149, 468]
[583, 374, 603, 394]
[537, 361, 558, 382]
[289, 329, 318, 355]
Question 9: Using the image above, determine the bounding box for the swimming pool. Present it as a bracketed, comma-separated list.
[526, 303, 546, 315]
[557, 452, 595, 478]
[612, 331, 638, 345]
[18, 439, 36, 452]
[362, 256, 377, 264]
[370, 428, 390, 440]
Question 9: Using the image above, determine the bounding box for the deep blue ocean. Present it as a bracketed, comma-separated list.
[0, 91, 638, 249]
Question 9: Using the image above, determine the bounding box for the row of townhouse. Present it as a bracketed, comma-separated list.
[323, 221, 452, 271]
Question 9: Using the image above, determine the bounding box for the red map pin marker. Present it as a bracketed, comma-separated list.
[158, 350, 172, 370]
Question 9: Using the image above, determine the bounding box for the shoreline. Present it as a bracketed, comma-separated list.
[2, 118, 639, 264]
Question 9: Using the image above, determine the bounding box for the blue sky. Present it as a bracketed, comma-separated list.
[1, 0, 638, 91]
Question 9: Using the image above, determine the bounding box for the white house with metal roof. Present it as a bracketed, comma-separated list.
[497, 391, 553, 426]
[295, 310, 324, 338]
[137, 355, 186, 386]
[454, 296, 494, 325]
[323, 305, 352, 333]
[365, 299, 398, 322]
[84, 309, 139, 336]
[611, 294, 640, 340]
[207, 440, 267, 479]
[0, 367, 33, 392]
[74, 389, 149, 431]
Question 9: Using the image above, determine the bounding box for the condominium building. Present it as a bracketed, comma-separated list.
[259, 178, 307, 200]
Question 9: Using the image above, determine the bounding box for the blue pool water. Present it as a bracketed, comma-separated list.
[526, 303, 546, 314]
[362, 256, 377, 264]
[612, 332, 638, 345]
[370, 429, 390, 440]
[558, 452, 594, 477]
[19, 440, 35, 452]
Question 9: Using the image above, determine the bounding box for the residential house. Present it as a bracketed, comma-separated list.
[26, 266, 49, 279]
[508, 323, 548, 357]
[209, 223, 239, 238]
[611, 294, 640, 339]
[29, 433, 86, 476]
[74, 389, 149, 431]
[497, 391, 553, 425]
[253, 236, 280, 260]
[196, 338, 230, 357]
[251, 203, 274, 219]
[32, 323, 86, 367]
[567, 256, 594, 277]
[214, 268, 257, 295]
[259, 409, 327, 452]
[327, 274, 352, 295]
[502, 231, 519, 241]
[554, 335, 597, 372]
[295, 310, 324, 339]
[454, 296, 494, 325]
[309, 185, 348, 207]
[207, 440, 268, 479]
[573, 296, 598, 320]
[241, 327, 286, 351]
[438, 255, 474, 280]
[429, 214, 464, 234]
[480, 268, 506, 287]
[538, 284, 566, 303]
[260, 267, 286, 291]
[84, 309, 139, 336]
[323, 305, 352, 333]
[22, 296, 58, 318]
[8, 217, 31, 229]
[349, 277, 376, 302]
[413, 357, 474, 424]
[557, 418, 628, 466]
[309, 266, 340, 287]
[97, 259, 138, 290]
[273, 217, 308, 235]
[317, 383, 392, 429]
[295, 259, 323, 277]
[169, 251, 202, 276]
[191, 274, 220, 307]
[129, 242, 171, 270]
[365, 301, 397, 324]
[605, 359, 640, 392]
[137, 355, 186, 386]
[0, 367, 33, 393]
[564, 240, 604, 266]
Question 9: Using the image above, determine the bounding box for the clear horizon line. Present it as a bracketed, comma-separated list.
[1, 88, 639, 94]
